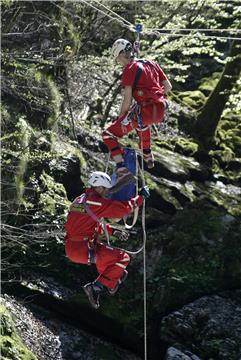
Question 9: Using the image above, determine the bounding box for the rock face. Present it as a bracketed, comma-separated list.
[165, 347, 201, 360]
[161, 291, 241, 360]
[1, 294, 142, 360]
[0, 303, 37, 360]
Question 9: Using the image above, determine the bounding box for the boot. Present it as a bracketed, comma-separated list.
[107, 270, 128, 296]
[83, 282, 103, 309]
[143, 151, 154, 169]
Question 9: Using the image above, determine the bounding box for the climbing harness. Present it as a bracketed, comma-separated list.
[72, 193, 111, 246]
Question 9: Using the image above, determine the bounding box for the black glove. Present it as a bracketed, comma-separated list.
[139, 186, 150, 199]
[112, 229, 130, 241]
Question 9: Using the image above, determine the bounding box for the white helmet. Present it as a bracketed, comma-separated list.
[88, 171, 112, 189]
[112, 38, 132, 58]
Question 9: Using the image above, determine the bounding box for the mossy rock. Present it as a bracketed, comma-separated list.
[0, 305, 37, 360]
[174, 138, 198, 156]
[198, 72, 220, 96]
[152, 147, 206, 182]
[177, 90, 207, 109]
[149, 207, 241, 313]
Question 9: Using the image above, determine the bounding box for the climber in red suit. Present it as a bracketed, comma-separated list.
[64, 171, 150, 309]
[102, 38, 172, 181]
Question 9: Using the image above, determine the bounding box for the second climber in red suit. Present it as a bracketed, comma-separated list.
[64, 171, 150, 309]
[102, 38, 172, 182]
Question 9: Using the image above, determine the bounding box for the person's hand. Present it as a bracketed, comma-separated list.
[139, 186, 150, 199]
[113, 229, 130, 241]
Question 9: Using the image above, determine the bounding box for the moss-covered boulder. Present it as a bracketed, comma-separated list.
[172, 90, 207, 110]
[0, 305, 37, 360]
[146, 206, 241, 316]
[160, 291, 241, 360]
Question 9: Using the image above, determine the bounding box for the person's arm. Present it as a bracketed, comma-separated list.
[161, 79, 172, 94]
[119, 85, 132, 116]
[87, 195, 143, 220]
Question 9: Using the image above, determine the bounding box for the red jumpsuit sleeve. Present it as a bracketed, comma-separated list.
[96, 223, 113, 236]
[86, 195, 143, 220]
[155, 63, 168, 82]
[121, 62, 139, 87]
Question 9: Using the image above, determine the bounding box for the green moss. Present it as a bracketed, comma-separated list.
[14, 116, 33, 204]
[0, 306, 37, 360]
[38, 171, 69, 216]
[46, 76, 61, 128]
[174, 90, 206, 110]
[174, 138, 198, 156]
[151, 208, 241, 311]
[198, 72, 220, 96]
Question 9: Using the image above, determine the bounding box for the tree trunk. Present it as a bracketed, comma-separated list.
[193, 40, 241, 150]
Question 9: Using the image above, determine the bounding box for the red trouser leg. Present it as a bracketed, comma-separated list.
[135, 101, 165, 150]
[140, 101, 165, 125]
[95, 243, 130, 289]
[102, 101, 165, 156]
[65, 238, 89, 264]
[102, 113, 139, 158]
[136, 126, 151, 150]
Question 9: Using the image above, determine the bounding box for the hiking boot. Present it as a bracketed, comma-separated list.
[83, 282, 102, 309]
[107, 270, 128, 296]
[143, 152, 154, 169]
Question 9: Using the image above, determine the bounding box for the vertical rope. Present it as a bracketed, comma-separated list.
[139, 126, 147, 360]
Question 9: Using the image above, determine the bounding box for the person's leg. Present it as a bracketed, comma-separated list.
[137, 101, 166, 169]
[95, 243, 130, 290]
[102, 113, 138, 181]
[65, 238, 89, 264]
[65, 238, 102, 309]
[136, 126, 155, 169]
[83, 243, 130, 309]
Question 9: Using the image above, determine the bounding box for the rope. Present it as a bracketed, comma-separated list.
[79, 0, 134, 31]
[144, 29, 241, 41]
[139, 126, 147, 360]
[52, 1, 240, 42]
[148, 27, 241, 33]
[92, 0, 134, 28]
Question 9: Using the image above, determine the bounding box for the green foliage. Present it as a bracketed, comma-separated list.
[0, 306, 37, 360]
[137, 0, 238, 87]
[37, 171, 69, 218]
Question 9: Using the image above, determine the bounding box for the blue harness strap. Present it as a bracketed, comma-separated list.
[109, 147, 137, 201]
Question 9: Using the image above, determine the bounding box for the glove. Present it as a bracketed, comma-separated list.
[140, 186, 150, 199]
[112, 229, 130, 241]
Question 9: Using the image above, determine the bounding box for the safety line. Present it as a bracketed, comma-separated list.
[144, 29, 241, 41]
[79, 0, 241, 41]
[83, 1, 241, 41]
[52, 0, 131, 32]
[150, 28, 241, 33]
[92, 0, 134, 28]
[139, 128, 147, 360]
[52, 1, 240, 42]
[79, 0, 133, 31]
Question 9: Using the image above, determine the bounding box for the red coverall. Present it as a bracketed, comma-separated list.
[102, 59, 168, 157]
[64, 188, 143, 289]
